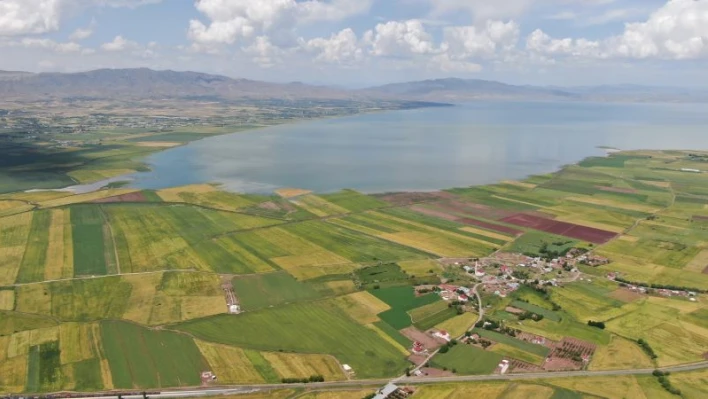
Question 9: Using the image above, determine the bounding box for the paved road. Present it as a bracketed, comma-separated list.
[58, 361, 708, 399]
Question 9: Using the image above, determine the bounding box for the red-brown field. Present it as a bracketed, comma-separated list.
[544, 337, 596, 371]
[93, 191, 148, 203]
[509, 359, 544, 373]
[400, 327, 444, 350]
[501, 213, 617, 244]
[433, 200, 515, 220]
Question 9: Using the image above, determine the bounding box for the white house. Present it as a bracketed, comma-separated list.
[433, 330, 451, 342]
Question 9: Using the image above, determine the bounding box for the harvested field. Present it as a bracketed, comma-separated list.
[93, 191, 148, 203]
[685, 249, 708, 273]
[431, 200, 515, 220]
[459, 226, 513, 242]
[275, 188, 312, 198]
[546, 338, 596, 371]
[331, 291, 391, 324]
[195, 340, 265, 384]
[44, 209, 73, 281]
[59, 323, 99, 365]
[0, 213, 33, 286]
[38, 189, 138, 208]
[411, 382, 508, 399]
[609, 288, 644, 302]
[398, 259, 441, 276]
[457, 218, 523, 236]
[435, 312, 478, 338]
[260, 352, 345, 381]
[589, 336, 652, 371]
[291, 195, 349, 217]
[0, 290, 14, 311]
[501, 213, 617, 244]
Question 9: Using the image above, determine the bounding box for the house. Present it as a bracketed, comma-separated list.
[373, 383, 400, 399]
[463, 265, 474, 273]
[475, 267, 486, 277]
[498, 360, 510, 374]
[439, 284, 459, 292]
[342, 364, 354, 374]
[433, 330, 451, 342]
[229, 304, 241, 314]
[500, 265, 511, 274]
[439, 290, 453, 301]
[458, 295, 469, 302]
[412, 342, 425, 354]
[458, 286, 472, 295]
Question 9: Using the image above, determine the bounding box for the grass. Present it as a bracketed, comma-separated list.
[73, 358, 104, 391]
[244, 350, 280, 383]
[397, 259, 441, 276]
[512, 317, 611, 346]
[174, 300, 408, 378]
[472, 329, 551, 357]
[16, 211, 51, 284]
[510, 301, 561, 322]
[70, 206, 108, 276]
[369, 286, 441, 329]
[414, 307, 458, 331]
[431, 344, 503, 375]
[489, 343, 545, 365]
[505, 231, 579, 257]
[101, 320, 207, 389]
[354, 263, 410, 289]
[0, 213, 33, 286]
[232, 272, 321, 311]
[0, 312, 58, 336]
[318, 190, 388, 212]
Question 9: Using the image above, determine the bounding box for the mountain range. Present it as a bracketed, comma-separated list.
[0, 68, 705, 103]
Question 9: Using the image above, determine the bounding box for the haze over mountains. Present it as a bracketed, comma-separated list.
[0, 68, 705, 103]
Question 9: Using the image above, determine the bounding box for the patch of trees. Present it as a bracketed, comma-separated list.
[653, 370, 682, 396]
[637, 338, 658, 359]
[587, 320, 606, 329]
[512, 270, 531, 280]
[614, 277, 706, 293]
[518, 312, 544, 322]
[438, 339, 459, 354]
[476, 318, 500, 330]
[281, 375, 325, 384]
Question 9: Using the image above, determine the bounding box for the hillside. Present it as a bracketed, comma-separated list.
[0, 68, 358, 101]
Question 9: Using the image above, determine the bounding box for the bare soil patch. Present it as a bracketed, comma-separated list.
[693, 215, 708, 222]
[93, 191, 148, 203]
[408, 354, 428, 366]
[400, 327, 443, 350]
[375, 192, 456, 206]
[609, 288, 644, 302]
[509, 359, 544, 373]
[501, 213, 617, 244]
[418, 367, 455, 377]
[703, 265, 708, 275]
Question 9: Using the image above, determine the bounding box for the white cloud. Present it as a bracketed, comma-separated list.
[188, 0, 373, 46]
[243, 35, 283, 67]
[528, 0, 708, 60]
[427, 0, 533, 20]
[69, 19, 96, 40]
[442, 20, 520, 59]
[431, 53, 483, 72]
[100, 35, 138, 51]
[0, 0, 160, 37]
[0, 0, 62, 36]
[301, 28, 363, 64]
[19, 37, 83, 53]
[364, 20, 437, 56]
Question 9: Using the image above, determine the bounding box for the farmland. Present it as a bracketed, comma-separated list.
[2, 150, 708, 394]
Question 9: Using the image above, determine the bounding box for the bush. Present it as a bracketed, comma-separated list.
[638, 339, 658, 359]
[587, 320, 606, 329]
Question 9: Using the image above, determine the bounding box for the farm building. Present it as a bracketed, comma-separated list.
[433, 330, 451, 342]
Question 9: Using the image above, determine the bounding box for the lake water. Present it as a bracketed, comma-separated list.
[128, 102, 708, 194]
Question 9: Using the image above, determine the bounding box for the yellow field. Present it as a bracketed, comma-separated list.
[68, 169, 135, 184]
[589, 336, 653, 370]
[597, 254, 708, 290]
[554, 217, 627, 233]
[292, 195, 349, 217]
[618, 235, 639, 242]
[275, 188, 312, 198]
[459, 226, 513, 241]
[218, 391, 295, 399]
[180, 296, 226, 321]
[196, 340, 265, 384]
[547, 376, 647, 399]
[501, 384, 554, 399]
[325, 280, 357, 295]
[260, 352, 346, 381]
[566, 196, 660, 213]
[635, 376, 676, 399]
[502, 180, 537, 189]
[215, 237, 274, 273]
[490, 343, 544, 365]
[398, 259, 441, 276]
[380, 231, 481, 257]
[30, 326, 59, 346]
[0, 355, 27, 393]
[684, 249, 708, 273]
[435, 312, 478, 338]
[158, 184, 218, 202]
[645, 296, 703, 313]
[298, 390, 377, 399]
[38, 189, 138, 208]
[411, 383, 508, 399]
[0, 213, 32, 285]
[332, 292, 391, 324]
[122, 273, 162, 324]
[364, 324, 410, 356]
[672, 369, 708, 399]
[258, 228, 351, 279]
[59, 323, 98, 364]
[0, 200, 33, 217]
[45, 208, 74, 281]
[136, 141, 181, 148]
[0, 290, 14, 311]
[0, 191, 70, 203]
[7, 330, 31, 358]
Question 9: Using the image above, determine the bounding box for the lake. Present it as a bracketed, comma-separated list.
[128, 101, 708, 194]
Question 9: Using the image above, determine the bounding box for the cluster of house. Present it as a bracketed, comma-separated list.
[372, 383, 414, 399]
[497, 359, 511, 374]
[607, 273, 699, 301]
[437, 284, 472, 303]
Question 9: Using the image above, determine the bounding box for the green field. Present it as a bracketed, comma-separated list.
[232, 272, 320, 311]
[174, 301, 408, 378]
[431, 344, 503, 375]
[472, 328, 551, 357]
[101, 321, 207, 389]
[510, 301, 562, 322]
[70, 206, 110, 276]
[319, 190, 388, 212]
[15, 211, 51, 284]
[408, 301, 458, 331]
[369, 286, 441, 329]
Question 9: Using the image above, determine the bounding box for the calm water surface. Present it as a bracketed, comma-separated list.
[129, 102, 708, 193]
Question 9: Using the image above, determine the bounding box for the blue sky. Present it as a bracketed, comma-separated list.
[0, 0, 706, 87]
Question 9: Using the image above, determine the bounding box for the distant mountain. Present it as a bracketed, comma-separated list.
[365, 78, 708, 102]
[365, 78, 578, 101]
[0, 70, 35, 80]
[0, 68, 358, 101]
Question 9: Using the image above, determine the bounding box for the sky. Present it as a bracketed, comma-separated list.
[0, 0, 707, 87]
